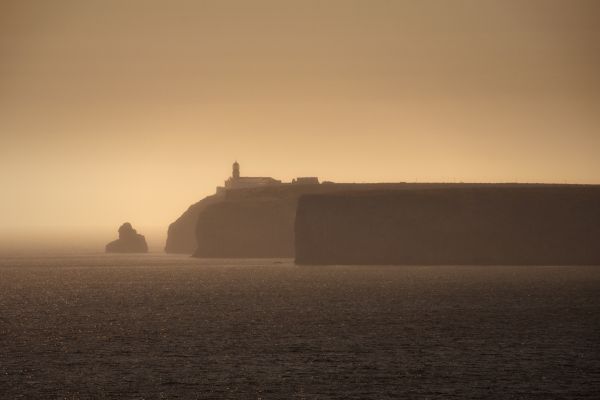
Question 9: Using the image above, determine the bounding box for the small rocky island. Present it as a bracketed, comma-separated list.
[105, 223, 148, 253]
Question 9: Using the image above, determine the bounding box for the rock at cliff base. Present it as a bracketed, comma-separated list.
[105, 223, 148, 253]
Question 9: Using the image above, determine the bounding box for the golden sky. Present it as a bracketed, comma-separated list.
[1, 0, 599, 249]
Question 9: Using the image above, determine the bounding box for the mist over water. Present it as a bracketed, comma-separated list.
[1, 255, 599, 398]
[0, 228, 167, 256]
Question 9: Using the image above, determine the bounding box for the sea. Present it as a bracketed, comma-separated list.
[1, 254, 599, 399]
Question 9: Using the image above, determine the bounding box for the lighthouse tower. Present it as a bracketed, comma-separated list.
[232, 161, 240, 179]
[220, 161, 281, 191]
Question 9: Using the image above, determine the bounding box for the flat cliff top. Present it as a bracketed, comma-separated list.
[296, 182, 600, 200]
[224, 181, 598, 200]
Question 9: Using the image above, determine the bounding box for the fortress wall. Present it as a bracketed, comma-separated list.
[294, 186, 600, 265]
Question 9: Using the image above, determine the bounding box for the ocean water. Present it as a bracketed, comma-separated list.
[1, 254, 599, 399]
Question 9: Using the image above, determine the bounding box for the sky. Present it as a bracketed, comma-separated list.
[1, 0, 599, 251]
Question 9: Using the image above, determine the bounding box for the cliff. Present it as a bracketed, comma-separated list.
[165, 194, 222, 253]
[295, 186, 600, 265]
[193, 199, 296, 257]
[191, 184, 333, 257]
[186, 183, 521, 258]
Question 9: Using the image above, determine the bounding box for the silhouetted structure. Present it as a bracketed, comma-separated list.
[106, 222, 148, 253]
[292, 177, 319, 185]
[295, 186, 600, 265]
[219, 161, 282, 192]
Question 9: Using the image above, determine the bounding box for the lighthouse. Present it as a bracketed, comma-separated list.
[232, 161, 240, 180]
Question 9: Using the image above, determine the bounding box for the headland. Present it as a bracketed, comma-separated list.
[166, 162, 600, 264]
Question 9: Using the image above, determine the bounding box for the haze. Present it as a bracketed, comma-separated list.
[1, 0, 599, 251]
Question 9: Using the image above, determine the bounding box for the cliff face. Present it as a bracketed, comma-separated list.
[192, 184, 332, 258]
[187, 183, 473, 258]
[165, 194, 222, 253]
[174, 182, 581, 258]
[295, 186, 600, 265]
[193, 199, 296, 258]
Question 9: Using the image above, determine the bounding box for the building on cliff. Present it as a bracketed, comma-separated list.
[218, 161, 282, 192]
[216, 161, 318, 194]
[292, 177, 320, 185]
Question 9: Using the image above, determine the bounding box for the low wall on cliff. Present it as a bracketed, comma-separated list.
[294, 186, 600, 265]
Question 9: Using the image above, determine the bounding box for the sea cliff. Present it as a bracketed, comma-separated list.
[193, 199, 296, 258]
[184, 183, 511, 258]
[165, 194, 222, 253]
[294, 185, 600, 265]
[191, 184, 338, 257]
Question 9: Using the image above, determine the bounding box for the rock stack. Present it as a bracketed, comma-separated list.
[105, 223, 148, 253]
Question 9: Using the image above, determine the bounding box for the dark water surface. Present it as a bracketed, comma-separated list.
[1, 254, 599, 399]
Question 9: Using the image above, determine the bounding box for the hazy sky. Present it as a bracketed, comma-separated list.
[1, 0, 599, 249]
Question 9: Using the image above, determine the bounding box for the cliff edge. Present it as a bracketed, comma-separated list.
[165, 194, 222, 253]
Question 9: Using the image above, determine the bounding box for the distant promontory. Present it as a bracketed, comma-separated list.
[165, 162, 600, 264]
[164, 162, 437, 256]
